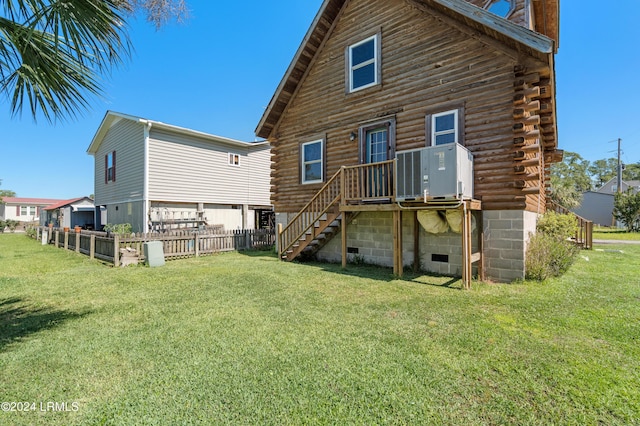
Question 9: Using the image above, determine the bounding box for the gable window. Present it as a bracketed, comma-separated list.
[425, 107, 464, 146]
[301, 140, 324, 184]
[348, 33, 380, 93]
[105, 151, 116, 183]
[485, 0, 514, 18]
[228, 153, 240, 166]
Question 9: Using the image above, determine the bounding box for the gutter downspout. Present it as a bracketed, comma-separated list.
[143, 121, 152, 233]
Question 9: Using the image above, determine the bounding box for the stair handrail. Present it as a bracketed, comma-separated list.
[279, 168, 343, 258]
[547, 200, 593, 249]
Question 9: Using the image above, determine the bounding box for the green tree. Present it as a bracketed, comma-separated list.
[1, 0, 187, 122]
[588, 158, 618, 188]
[613, 189, 640, 232]
[550, 151, 591, 208]
[0, 179, 16, 202]
[623, 162, 640, 181]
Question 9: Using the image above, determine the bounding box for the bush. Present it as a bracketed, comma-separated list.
[535, 211, 578, 241]
[104, 223, 133, 236]
[526, 233, 580, 281]
[525, 212, 580, 281]
[0, 220, 5, 233]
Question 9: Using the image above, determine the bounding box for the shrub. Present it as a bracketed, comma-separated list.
[104, 223, 133, 236]
[525, 212, 580, 281]
[526, 233, 580, 281]
[536, 211, 578, 241]
[0, 220, 5, 233]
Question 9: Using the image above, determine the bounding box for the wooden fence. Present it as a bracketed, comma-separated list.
[34, 227, 275, 266]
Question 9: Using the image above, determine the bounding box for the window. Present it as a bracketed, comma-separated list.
[301, 140, 324, 184]
[485, 0, 514, 18]
[20, 206, 27, 216]
[348, 34, 380, 93]
[105, 151, 116, 183]
[425, 107, 464, 146]
[228, 153, 240, 166]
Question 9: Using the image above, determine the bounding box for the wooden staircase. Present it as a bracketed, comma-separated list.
[279, 169, 343, 261]
[279, 161, 395, 262]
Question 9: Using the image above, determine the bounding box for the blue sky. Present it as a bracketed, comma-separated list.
[1, 0, 638, 199]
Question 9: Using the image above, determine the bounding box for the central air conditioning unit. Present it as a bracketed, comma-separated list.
[395, 143, 474, 201]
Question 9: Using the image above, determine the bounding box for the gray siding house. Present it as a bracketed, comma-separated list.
[87, 111, 272, 233]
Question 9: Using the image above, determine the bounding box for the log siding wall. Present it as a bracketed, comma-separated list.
[270, 0, 550, 213]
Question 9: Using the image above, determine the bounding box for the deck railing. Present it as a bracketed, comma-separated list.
[278, 160, 397, 259]
[278, 169, 343, 258]
[342, 160, 395, 205]
[547, 201, 593, 249]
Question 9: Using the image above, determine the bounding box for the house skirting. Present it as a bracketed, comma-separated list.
[275, 209, 538, 283]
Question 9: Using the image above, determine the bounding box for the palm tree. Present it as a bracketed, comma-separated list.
[0, 0, 187, 122]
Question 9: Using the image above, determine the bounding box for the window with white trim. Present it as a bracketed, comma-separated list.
[301, 140, 324, 184]
[348, 34, 380, 93]
[105, 151, 116, 183]
[228, 153, 240, 166]
[425, 108, 464, 146]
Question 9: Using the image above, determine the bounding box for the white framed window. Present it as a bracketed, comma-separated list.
[431, 110, 459, 145]
[228, 153, 240, 166]
[20, 206, 27, 216]
[301, 140, 324, 184]
[348, 33, 380, 93]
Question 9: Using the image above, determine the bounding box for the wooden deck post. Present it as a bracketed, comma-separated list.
[393, 210, 403, 277]
[195, 233, 200, 257]
[64, 231, 69, 250]
[114, 234, 120, 267]
[413, 211, 420, 273]
[75, 232, 80, 253]
[342, 213, 348, 269]
[90, 234, 95, 259]
[277, 223, 283, 259]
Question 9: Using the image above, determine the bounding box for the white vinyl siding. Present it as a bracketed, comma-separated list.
[93, 119, 145, 206]
[148, 129, 271, 206]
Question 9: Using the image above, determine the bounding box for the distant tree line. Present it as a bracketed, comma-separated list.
[550, 151, 640, 208]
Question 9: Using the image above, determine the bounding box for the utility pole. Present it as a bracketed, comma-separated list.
[617, 138, 622, 193]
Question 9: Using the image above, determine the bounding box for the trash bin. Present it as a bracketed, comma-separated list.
[144, 241, 165, 267]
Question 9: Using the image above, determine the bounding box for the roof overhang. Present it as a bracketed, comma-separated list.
[87, 111, 268, 155]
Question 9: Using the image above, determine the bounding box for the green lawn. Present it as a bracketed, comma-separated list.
[1, 234, 639, 425]
[593, 227, 640, 241]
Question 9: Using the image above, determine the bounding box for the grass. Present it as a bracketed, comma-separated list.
[593, 226, 640, 241]
[1, 234, 639, 425]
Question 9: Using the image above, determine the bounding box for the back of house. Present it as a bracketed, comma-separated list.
[257, 0, 561, 282]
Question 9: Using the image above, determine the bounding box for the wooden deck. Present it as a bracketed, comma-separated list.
[278, 161, 483, 289]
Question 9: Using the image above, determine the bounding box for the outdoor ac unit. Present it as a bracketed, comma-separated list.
[395, 143, 474, 201]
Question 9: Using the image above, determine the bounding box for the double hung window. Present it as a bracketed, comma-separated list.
[301, 140, 324, 184]
[348, 34, 380, 93]
[425, 107, 464, 146]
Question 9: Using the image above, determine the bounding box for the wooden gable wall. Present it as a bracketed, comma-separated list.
[270, 0, 554, 213]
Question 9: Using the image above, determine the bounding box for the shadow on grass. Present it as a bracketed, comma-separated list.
[0, 298, 91, 352]
[236, 249, 465, 289]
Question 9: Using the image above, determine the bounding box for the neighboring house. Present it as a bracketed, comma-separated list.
[573, 178, 640, 227]
[41, 197, 96, 229]
[573, 192, 615, 227]
[596, 178, 640, 195]
[87, 111, 272, 233]
[0, 197, 64, 223]
[256, 0, 561, 282]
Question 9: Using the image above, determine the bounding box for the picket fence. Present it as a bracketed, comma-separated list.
[35, 226, 275, 266]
